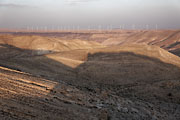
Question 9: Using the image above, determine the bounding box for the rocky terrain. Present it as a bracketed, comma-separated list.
[0, 31, 180, 120]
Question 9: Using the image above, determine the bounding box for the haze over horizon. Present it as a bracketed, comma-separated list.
[0, 0, 180, 30]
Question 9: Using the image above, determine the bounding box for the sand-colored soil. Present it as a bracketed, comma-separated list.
[0, 31, 180, 120]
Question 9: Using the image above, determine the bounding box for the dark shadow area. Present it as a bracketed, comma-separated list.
[0, 44, 58, 73]
[74, 52, 180, 92]
[170, 48, 180, 57]
[166, 41, 180, 57]
[166, 42, 180, 49]
[0, 43, 180, 119]
[0, 43, 180, 94]
[0, 43, 100, 119]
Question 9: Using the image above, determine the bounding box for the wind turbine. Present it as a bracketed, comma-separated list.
[88, 25, 91, 31]
[132, 24, 135, 30]
[146, 24, 149, 30]
[67, 26, 70, 32]
[27, 26, 29, 32]
[156, 24, 158, 31]
[36, 26, 39, 32]
[98, 25, 101, 32]
[52, 26, 54, 32]
[57, 26, 60, 32]
[32, 26, 34, 32]
[122, 24, 125, 30]
[72, 25, 75, 31]
[110, 25, 113, 31]
[77, 26, 80, 31]
[119, 25, 122, 30]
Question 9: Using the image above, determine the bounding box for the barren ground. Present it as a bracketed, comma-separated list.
[0, 30, 180, 120]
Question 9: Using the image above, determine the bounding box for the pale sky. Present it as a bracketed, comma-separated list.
[0, 0, 180, 29]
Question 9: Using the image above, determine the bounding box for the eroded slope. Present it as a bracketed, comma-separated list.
[0, 34, 180, 119]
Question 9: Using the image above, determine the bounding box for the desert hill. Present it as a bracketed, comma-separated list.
[0, 65, 107, 120]
[0, 33, 180, 119]
[1, 30, 179, 56]
[98, 30, 180, 56]
[0, 34, 104, 54]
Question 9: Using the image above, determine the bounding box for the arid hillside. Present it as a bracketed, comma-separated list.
[0, 33, 180, 120]
[2, 30, 179, 56]
[0, 34, 104, 53]
[102, 30, 180, 56]
[0, 65, 109, 120]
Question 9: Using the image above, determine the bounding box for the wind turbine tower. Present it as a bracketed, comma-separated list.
[156, 24, 158, 31]
[146, 24, 149, 30]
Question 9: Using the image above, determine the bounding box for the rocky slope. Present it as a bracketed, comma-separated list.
[0, 33, 180, 120]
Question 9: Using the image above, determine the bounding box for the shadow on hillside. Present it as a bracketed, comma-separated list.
[0, 43, 75, 82]
[75, 52, 180, 88]
[0, 43, 180, 89]
[0, 43, 180, 88]
[0, 43, 180, 119]
[170, 48, 180, 57]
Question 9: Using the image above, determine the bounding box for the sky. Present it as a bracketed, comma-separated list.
[0, 0, 180, 30]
